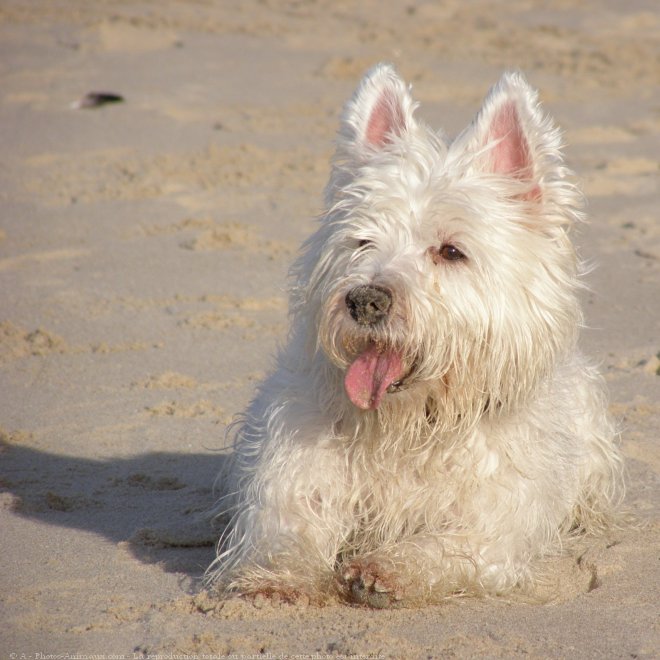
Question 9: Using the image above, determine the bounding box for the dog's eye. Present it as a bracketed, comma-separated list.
[439, 244, 466, 261]
[428, 244, 467, 264]
[357, 239, 372, 249]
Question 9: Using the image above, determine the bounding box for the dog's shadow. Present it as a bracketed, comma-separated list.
[0, 439, 230, 585]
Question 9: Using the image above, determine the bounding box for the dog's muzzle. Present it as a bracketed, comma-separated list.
[345, 285, 392, 326]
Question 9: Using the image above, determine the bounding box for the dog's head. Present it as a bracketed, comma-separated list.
[291, 65, 583, 422]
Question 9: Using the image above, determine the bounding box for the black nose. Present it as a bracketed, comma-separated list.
[345, 285, 393, 325]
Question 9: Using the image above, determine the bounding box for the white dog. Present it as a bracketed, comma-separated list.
[209, 64, 623, 606]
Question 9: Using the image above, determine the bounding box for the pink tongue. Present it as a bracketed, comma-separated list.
[344, 344, 403, 410]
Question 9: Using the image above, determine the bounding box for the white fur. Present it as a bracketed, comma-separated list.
[208, 64, 623, 606]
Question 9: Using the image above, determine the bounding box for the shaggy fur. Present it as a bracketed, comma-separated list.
[208, 64, 623, 607]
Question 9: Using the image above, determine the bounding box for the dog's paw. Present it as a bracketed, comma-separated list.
[338, 560, 404, 608]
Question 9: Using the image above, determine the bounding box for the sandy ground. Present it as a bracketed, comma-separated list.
[1, 1, 659, 657]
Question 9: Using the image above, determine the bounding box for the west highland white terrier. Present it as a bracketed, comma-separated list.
[209, 64, 623, 607]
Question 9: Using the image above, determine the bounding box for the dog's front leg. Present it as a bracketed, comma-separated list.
[337, 532, 525, 607]
[214, 421, 352, 603]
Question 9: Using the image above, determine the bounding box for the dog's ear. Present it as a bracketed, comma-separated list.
[338, 63, 418, 157]
[456, 72, 566, 204]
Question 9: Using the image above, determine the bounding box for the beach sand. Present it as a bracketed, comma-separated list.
[1, 1, 658, 657]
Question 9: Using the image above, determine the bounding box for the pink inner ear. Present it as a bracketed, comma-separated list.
[489, 101, 530, 176]
[365, 90, 404, 147]
[488, 101, 540, 201]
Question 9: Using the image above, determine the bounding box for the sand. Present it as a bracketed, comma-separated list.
[1, 0, 658, 657]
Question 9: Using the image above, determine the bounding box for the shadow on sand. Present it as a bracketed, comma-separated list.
[0, 439, 231, 586]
